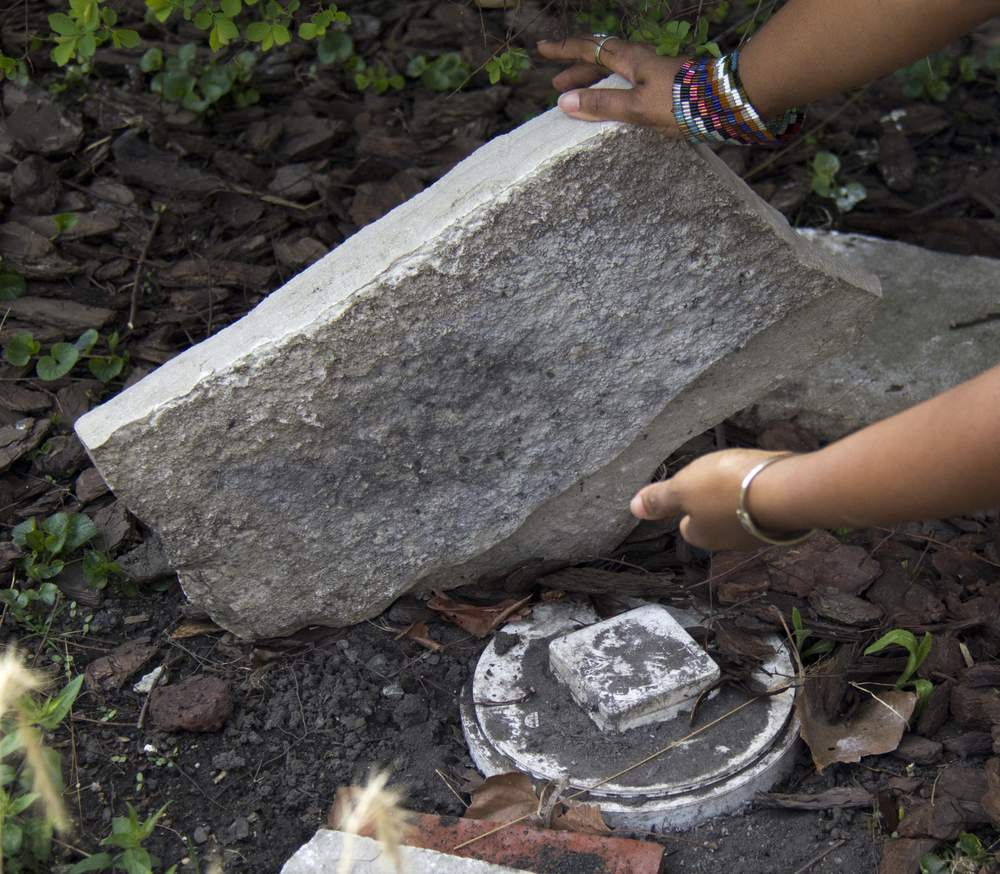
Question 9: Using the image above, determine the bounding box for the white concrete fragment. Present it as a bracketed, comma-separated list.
[133, 665, 164, 694]
[280, 830, 523, 874]
[743, 231, 1000, 439]
[548, 604, 719, 731]
[76, 78, 879, 638]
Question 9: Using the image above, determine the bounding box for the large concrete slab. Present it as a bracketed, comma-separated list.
[76, 78, 879, 638]
[743, 231, 1000, 439]
[281, 831, 522, 874]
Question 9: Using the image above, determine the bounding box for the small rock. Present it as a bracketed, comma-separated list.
[76, 467, 110, 503]
[149, 676, 233, 732]
[85, 639, 158, 692]
[951, 684, 1000, 730]
[877, 838, 939, 874]
[891, 734, 942, 765]
[56, 381, 102, 430]
[393, 693, 428, 729]
[6, 99, 83, 155]
[268, 164, 316, 201]
[281, 116, 350, 160]
[0, 385, 50, 415]
[92, 501, 132, 552]
[192, 826, 209, 845]
[11, 155, 60, 212]
[31, 434, 88, 479]
[878, 126, 917, 193]
[222, 816, 250, 843]
[943, 732, 993, 758]
[116, 536, 174, 583]
[211, 751, 246, 770]
[808, 588, 883, 626]
[274, 236, 327, 270]
[0, 418, 51, 472]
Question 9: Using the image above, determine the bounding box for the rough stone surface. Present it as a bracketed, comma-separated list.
[76, 79, 879, 637]
[281, 831, 523, 874]
[149, 676, 233, 732]
[548, 604, 719, 731]
[744, 230, 1000, 439]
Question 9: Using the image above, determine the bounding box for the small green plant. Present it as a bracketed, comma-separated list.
[11, 512, 98, 585]
[958, 47, 1000, 91]
[790, 607, 835, 660]
[48, 0, 140, 67]
[485, 47, 531, 85]
[0, 52, 30, 84]
[897, 53, 953, 102]
[810, 151, 867, 212]
[0, 266, 26, 302]
[316, 30, 353, 65]
[920, 832, 991, 874]
[0, 651, 82, 874]
[630, 13, 720, 58]
[3, 328, 127, 383]
[406, 53, 471, 92]
[864, 628, 934, 706]
[352, 60, 404, 93]
[68, 802, 176, 874]
[142, 44, 259, 112]
[50, 212, 80, 241]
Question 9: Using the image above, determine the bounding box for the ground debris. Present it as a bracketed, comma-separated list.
[149, 675, 233, 732]
[756, 787, 873, 809]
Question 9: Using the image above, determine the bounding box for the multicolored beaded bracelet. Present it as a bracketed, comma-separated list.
[671, 50, 804, 146]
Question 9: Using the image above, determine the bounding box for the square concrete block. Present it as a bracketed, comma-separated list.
[548, 604, 719, 732]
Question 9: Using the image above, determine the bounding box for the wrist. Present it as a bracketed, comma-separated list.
[744, 450, 820, 534]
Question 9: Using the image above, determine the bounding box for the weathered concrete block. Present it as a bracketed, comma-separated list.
[742, 231, 1000, 439]
[76, 78, 879, 637]
[281, 831, 522, 874]
[549, 604, 719, 732]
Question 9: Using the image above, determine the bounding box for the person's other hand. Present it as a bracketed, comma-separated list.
[630, 449, 799, 551]
[537, 35, 684, 133]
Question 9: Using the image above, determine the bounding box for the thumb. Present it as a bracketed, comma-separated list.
[630, 480, 681, 520]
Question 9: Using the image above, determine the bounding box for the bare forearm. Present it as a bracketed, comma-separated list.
[752, 365, 1000, 531]
[741, 0, 1000, 117]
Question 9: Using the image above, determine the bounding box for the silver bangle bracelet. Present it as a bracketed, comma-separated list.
[736, 454, 816, 547]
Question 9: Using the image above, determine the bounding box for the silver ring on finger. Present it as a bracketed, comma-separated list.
[592, 32, 614, 68]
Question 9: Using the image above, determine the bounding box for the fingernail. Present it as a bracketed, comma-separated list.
[630, 493, 645, 517]
[558, 91, 580, 113]
[536, 39, 549, 46]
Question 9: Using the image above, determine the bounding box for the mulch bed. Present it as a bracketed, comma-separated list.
[1, 1, 999, 872]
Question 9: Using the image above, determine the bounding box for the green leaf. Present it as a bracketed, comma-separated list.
[193, 8, 213, 29]
[316, 30, 352, 64]
[299, 21, 317, 39]
[919, 854, 947, 874]
[812, 151, 840, 179]
[8, 791, 39, 816]
[38, 582, 58, 605]
[36, 342, 79, 380]
[215, 16, 239, 45]
[36, 675, 84, 730]
[11, 517, 36, 548]
[272, 24, 291, 46]
[48, 13, 79, 36]
[221, 0, 241, 15]
[51, 40, 77, 67]
[113, 29, 141, 49]
[140, 47, 163, 72]
[74, 328, 99, 354]
[162, 70, 195, 101]
[864, 628, 917, 658]
[101, 6, 117, 25]
[70, 852, 115, 873]
[245, 21, 269, 43]
[802, 639, 834, 659]
[406, 55, 428, 77]
[702, 41, 722, 58]
[834, 181, 867, 213]
[199, 66, 232, 102]
[88, 354, 125, 382]
[77, 32, 97, 60]
[177, 42, 197, 67]
[4, 331, 40, 366]
[3, 821, 23, 856]
[53, 212, 79, 236]
[120, 847, 154, 874]
[64, 512, 98, 553]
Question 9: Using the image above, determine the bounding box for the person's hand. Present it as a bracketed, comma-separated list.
[630, 449, 799, 551]
[536, 36, 684, 134]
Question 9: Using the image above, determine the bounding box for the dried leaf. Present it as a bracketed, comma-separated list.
[797, 681, 915, 771]
[427, 593, 531, 638]
[551, 803, 610, 835]
[397, 621, 445, 653]
[171, 619, 222, 640]
[84, 640, 158, 692]
[465, 772, 538, 823]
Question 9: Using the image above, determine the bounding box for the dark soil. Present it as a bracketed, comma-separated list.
[1, 1, 1000, 872]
